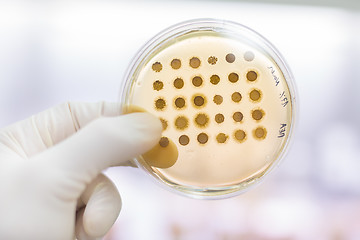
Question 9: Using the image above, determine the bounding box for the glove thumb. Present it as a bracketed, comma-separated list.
[32, 112, 162, 196]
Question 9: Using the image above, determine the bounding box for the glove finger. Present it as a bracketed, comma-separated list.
[34, 112, 162, 184]
[0, 101, 121, 158]
[75, 208, 100, 240]
[78, 174, 121, 238]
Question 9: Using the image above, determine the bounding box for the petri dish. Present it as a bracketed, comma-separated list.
[120, 19, 297, 199]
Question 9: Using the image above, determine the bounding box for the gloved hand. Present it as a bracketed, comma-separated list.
[0, 102, 162, 240]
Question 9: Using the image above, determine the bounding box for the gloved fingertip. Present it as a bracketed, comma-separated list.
[80, 175, 121, 238]
[76, 208, 103, 240]
[143, 137, 178, 168]
[82, 206, 119, 238]
[121, 104, 163, 140]
[125, 112, 163, 143]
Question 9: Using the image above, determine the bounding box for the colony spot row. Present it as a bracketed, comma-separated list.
[159, 110, 264, 132]
[158, 126, 266, 147]
[154, 90, 262, 111]
[151, 51, 255, 72]
[153, 73, 258, 91]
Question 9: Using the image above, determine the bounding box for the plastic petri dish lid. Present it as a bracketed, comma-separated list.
[121, 19, 297, 199]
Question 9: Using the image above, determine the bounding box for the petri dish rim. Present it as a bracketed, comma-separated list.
[120, 18, 298, 199]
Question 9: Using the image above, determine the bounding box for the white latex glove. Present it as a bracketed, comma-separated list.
[0, 102, 162, 240]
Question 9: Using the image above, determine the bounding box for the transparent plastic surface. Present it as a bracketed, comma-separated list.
[121, 19, 296, 199]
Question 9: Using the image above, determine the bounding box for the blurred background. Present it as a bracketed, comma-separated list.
[0, 0, 360, 239]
